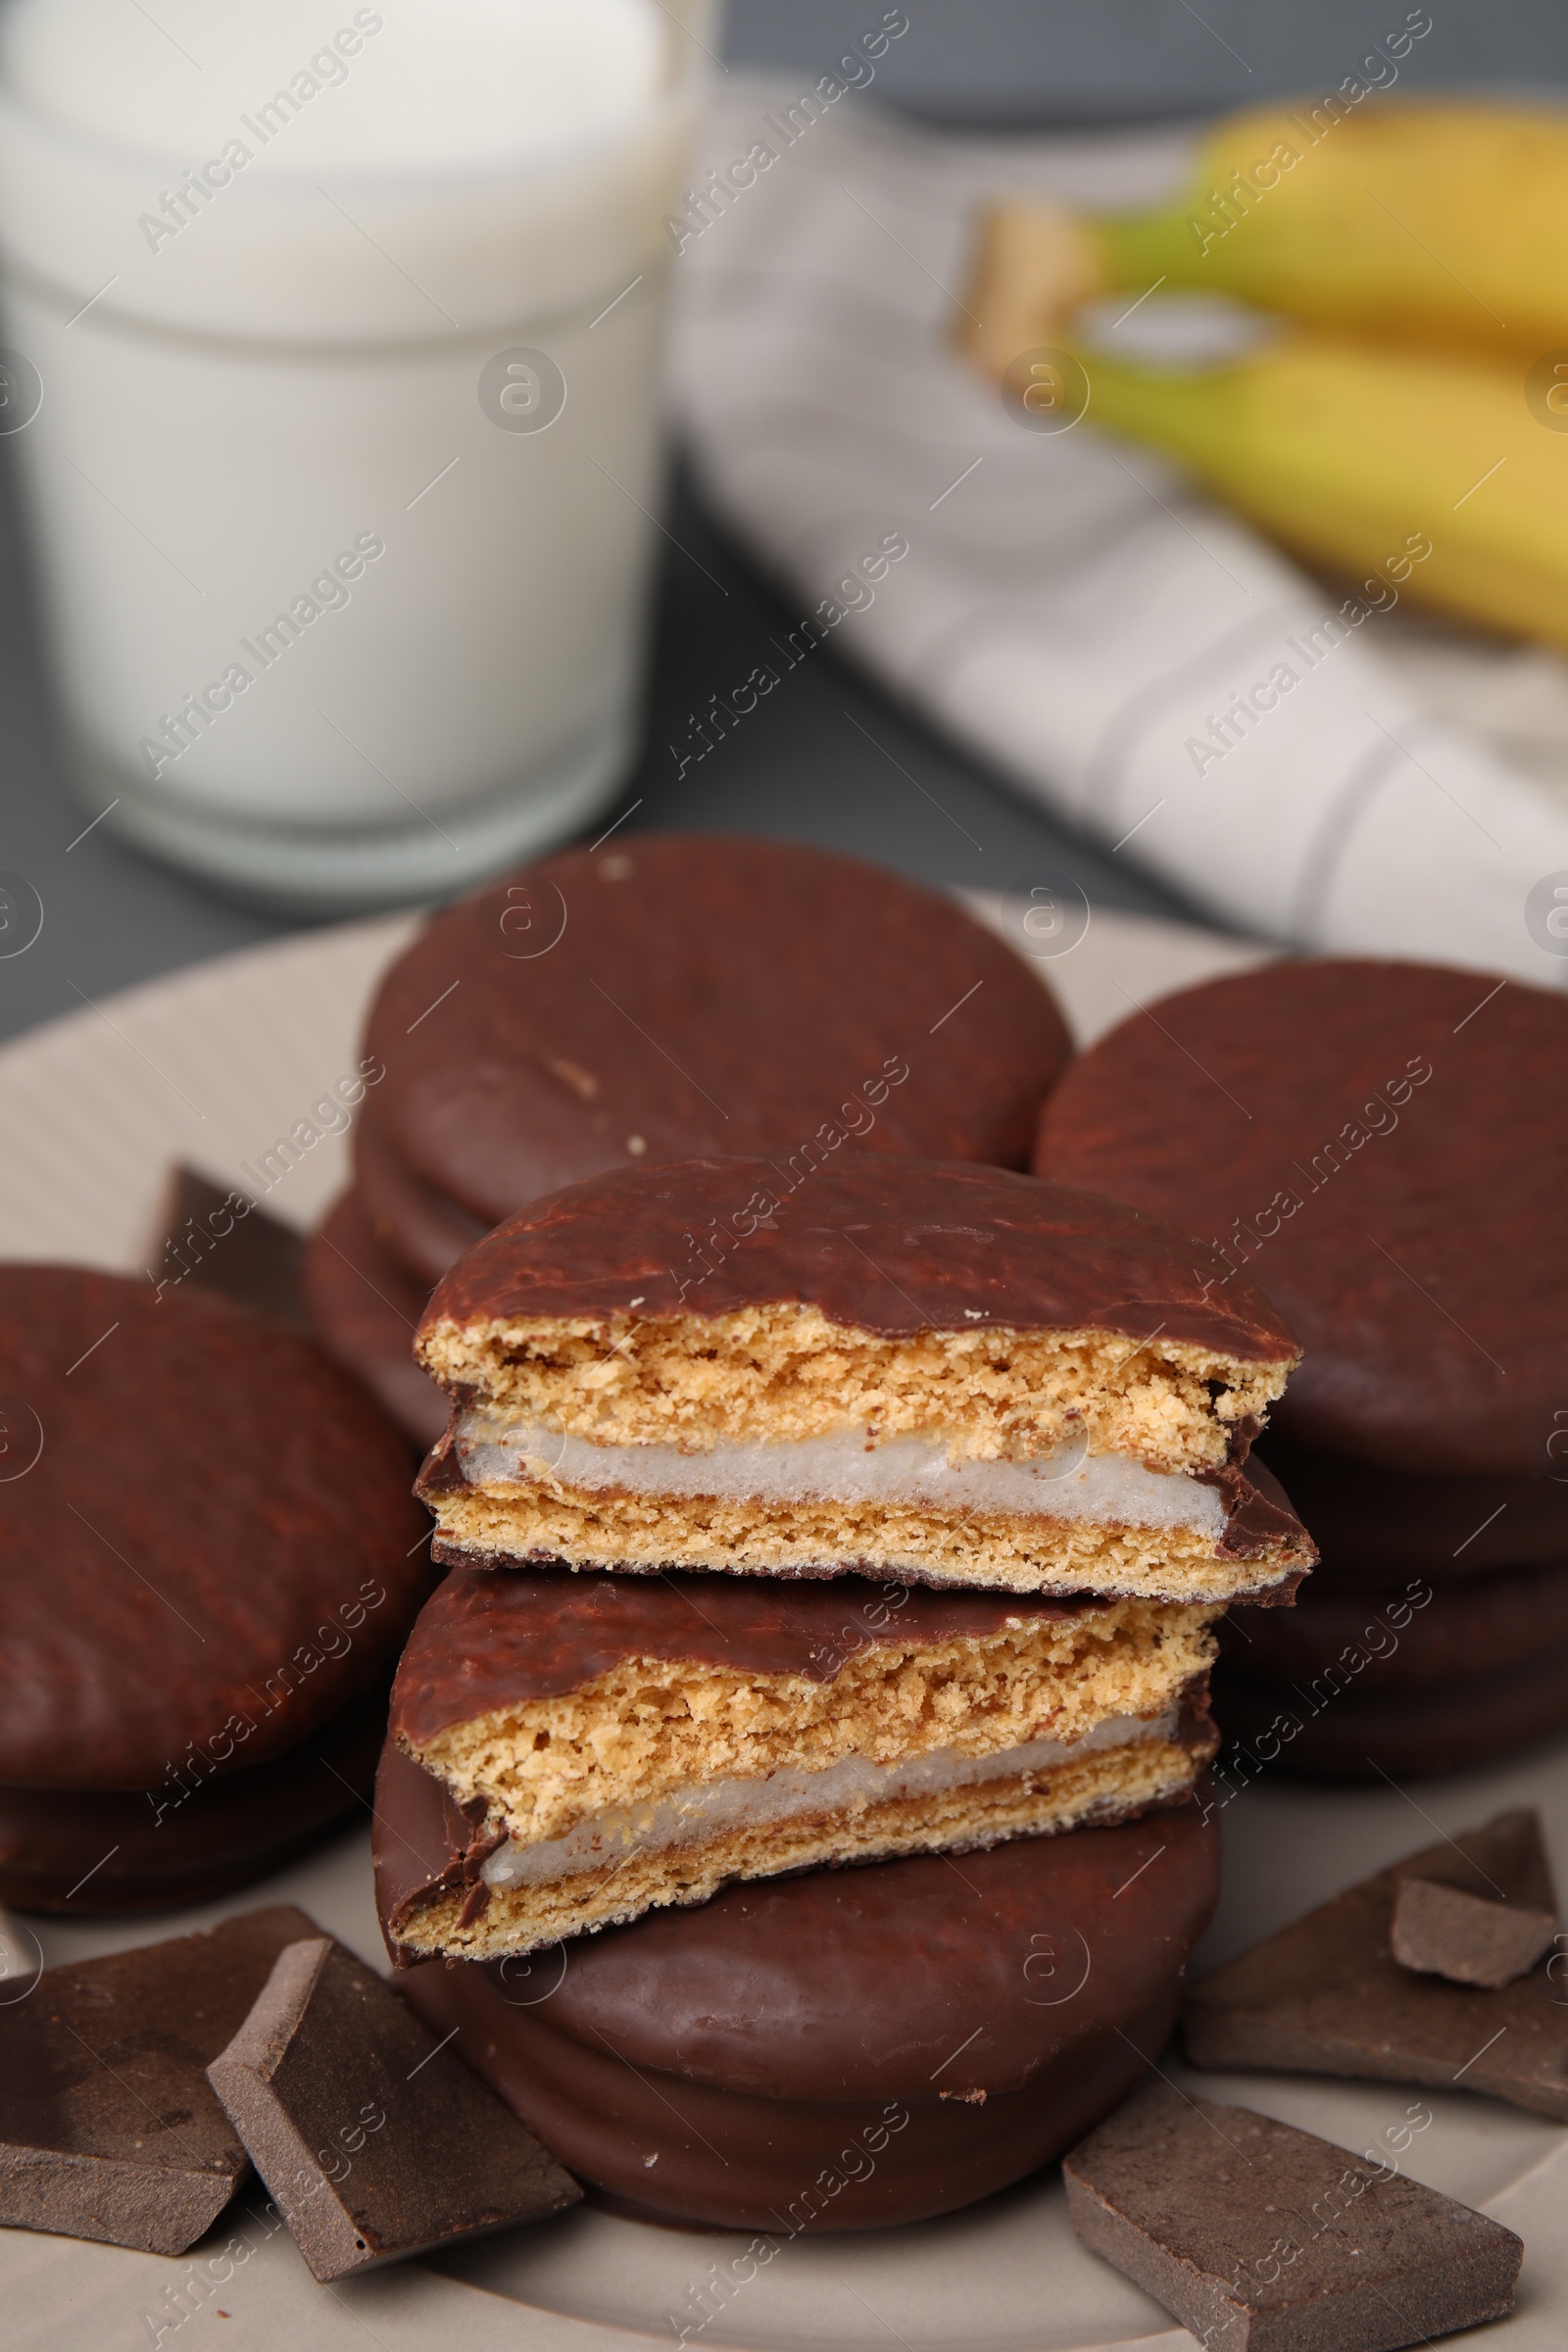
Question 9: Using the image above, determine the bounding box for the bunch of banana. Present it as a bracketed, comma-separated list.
[961, 105, 1568, 650]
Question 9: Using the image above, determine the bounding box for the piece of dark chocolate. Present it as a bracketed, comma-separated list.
[207, 1936, 578, 2278]
[1184, 1809, 1568, 2118]
[1064, 2082, 1521, 2352]
[0, 1905, 318, 2254]
[156, 1165, 308, 1328]
[1390, 1876, 1558, 1990]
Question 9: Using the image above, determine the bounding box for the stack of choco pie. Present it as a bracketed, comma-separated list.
[1036, 956, 1568, 1780]
[373, 1152, 1313, 2231]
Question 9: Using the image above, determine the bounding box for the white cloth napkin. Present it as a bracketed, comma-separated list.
[670, 79, 1568, 984]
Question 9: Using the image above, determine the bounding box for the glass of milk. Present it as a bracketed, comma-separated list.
[0, 0, 710, 907]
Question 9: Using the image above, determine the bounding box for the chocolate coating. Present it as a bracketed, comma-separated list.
[356, 1107, 488, 1289]
[1221, 1556, 1568, 1691]
[363, 837, 1073, 1239]
[424, 1155, 1299, 1365]
[376, 1740, 500, 1937]
[1214, 1640, 1568, 1779]
[0, 1689, 385, 1913]
[1035, 958, 1568, 1476]
[305, 1189, 446, 1446]
[0, 1266, 430, 1789]
[1257, 1442, 1568, 1581]
[394, 1563, 1142, 1751]
[398, 1797, 1218, 2230]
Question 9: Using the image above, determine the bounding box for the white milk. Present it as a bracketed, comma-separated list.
[0, 0, 707, 906]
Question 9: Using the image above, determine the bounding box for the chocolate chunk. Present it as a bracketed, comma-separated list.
[0, 1905, 318, 2254]
[1064, 2082, 1521, 2352]
[1185, 1810, 1568, 2118]
[207, 1936, 578, 2278]
[1391, 1877, 1558, 1990]
[156, 1166, 308, 1328]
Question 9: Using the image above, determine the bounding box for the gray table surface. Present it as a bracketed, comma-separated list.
[0, 448, 1199, 1054]
[4, 0, 1560, 1050]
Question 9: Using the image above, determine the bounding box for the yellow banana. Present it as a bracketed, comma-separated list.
[1101, 102, 1568, 352]
[1070, 334, 1568, 653]
[964, 102, 1568, 368]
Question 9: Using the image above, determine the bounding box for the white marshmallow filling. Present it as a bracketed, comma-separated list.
[451, 1415, 1229, 1541]
[476, 1708, 1182, 1891]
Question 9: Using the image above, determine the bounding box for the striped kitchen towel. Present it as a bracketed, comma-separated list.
[669, 76, 1568, 983]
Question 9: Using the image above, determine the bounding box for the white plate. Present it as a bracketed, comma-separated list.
[1, 902, 1565, 2352]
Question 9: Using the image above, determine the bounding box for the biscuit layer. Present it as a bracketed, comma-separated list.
[419, 1305, 1288, 1477]
[428, 1486, 1304, 1600]
[391, 1727, 1211, 1958]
